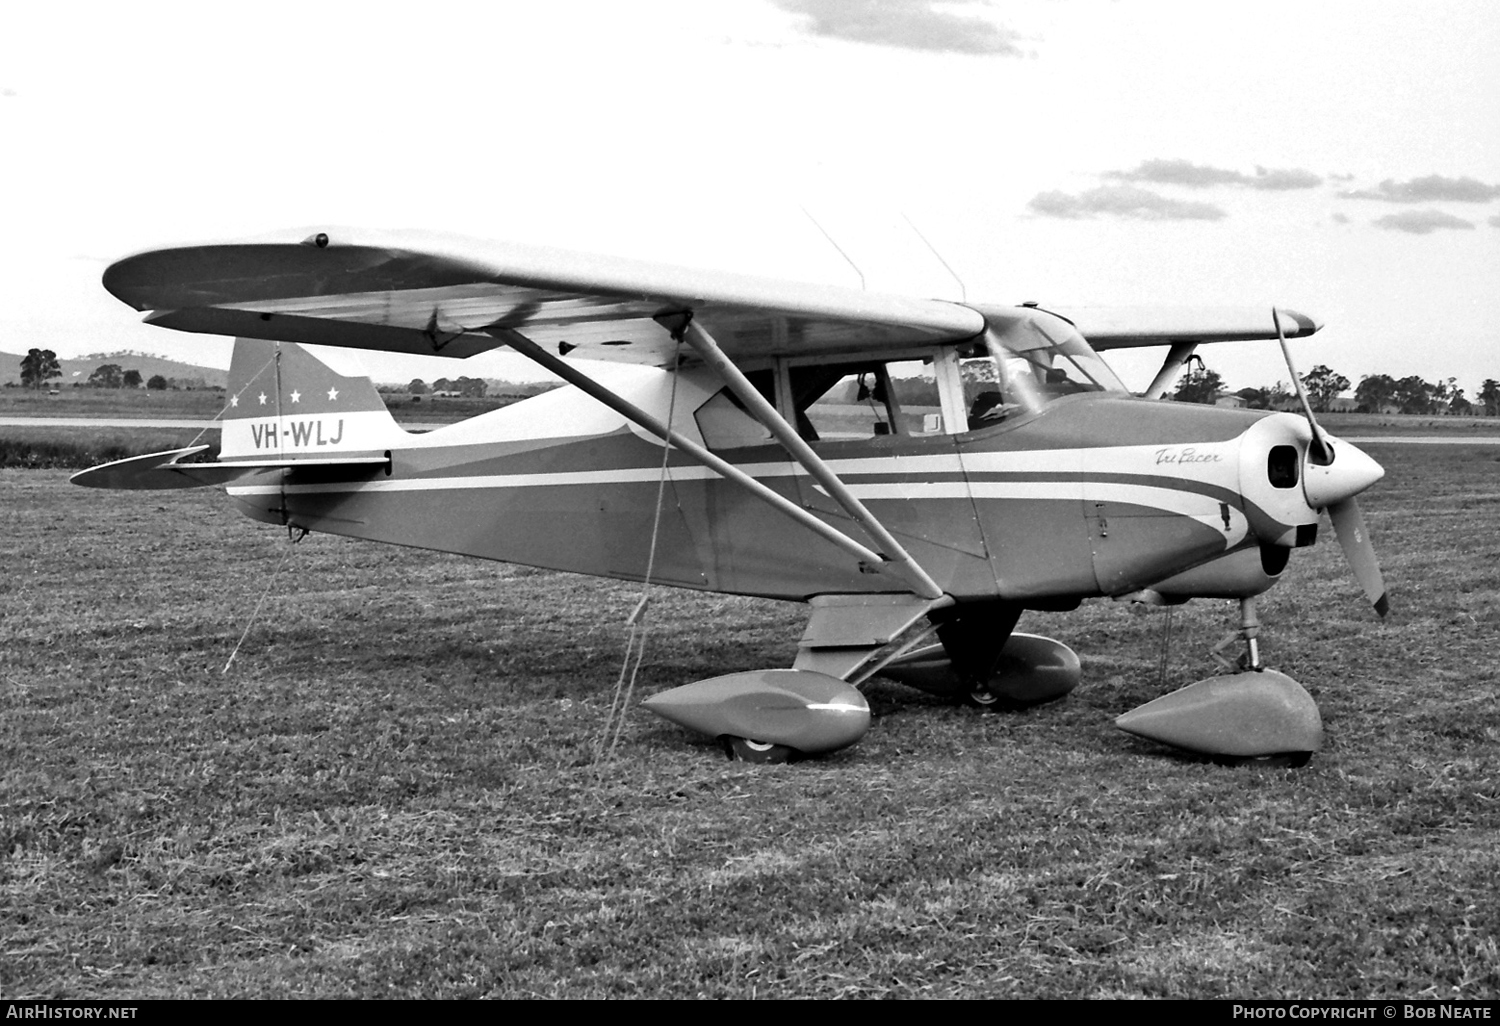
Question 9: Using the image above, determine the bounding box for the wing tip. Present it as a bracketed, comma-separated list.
[1274, 307, 1323, 336]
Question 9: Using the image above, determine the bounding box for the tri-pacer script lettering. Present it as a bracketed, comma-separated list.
[1154, 446, 1222, 466]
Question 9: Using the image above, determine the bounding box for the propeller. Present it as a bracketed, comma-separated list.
[1328, 498, 1390, 617]
[1273, 308, 1390, 618]
[1274, 308, 1331, 465]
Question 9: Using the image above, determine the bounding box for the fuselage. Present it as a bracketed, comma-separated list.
[223, 361, 1332, 605]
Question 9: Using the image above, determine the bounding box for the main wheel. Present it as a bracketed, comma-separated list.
[962, 684, 1002, 710]
[723, 736, 797, 764]
[962, 682, 1024, 711]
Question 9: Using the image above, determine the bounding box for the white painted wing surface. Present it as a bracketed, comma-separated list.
[103, 227, 988, 366]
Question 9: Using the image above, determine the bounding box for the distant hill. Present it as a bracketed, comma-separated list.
[2, 348, 558, 395]
[1, 350, 227, 389]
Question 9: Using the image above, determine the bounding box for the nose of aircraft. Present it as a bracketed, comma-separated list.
[1237, 416, 1389, 618]
[1302, 436, 1384, 510]
[1258, 309, 1389, 617]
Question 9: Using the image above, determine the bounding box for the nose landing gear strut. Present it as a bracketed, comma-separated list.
[1210, 596, 1263, 672]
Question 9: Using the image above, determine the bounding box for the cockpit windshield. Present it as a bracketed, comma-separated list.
[961, 311, 1127, 428]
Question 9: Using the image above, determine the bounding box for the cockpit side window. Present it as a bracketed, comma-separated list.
[793, 364, 889, 441]
[790, 359, 947, 442]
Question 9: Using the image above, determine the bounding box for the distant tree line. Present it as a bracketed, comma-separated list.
[84, 364, 140, 389]
[386, 378, 561, 401]
[12, 351, 210, 390]
[1173, 360, 1499, 416]
[379, 376, 488, 397]
[1353, 374, 1498, 416]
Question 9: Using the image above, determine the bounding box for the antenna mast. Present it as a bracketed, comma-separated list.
[902, 213, 967, 303]
[799, 205, 866, 291]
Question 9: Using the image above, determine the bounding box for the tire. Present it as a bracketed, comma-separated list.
[723, 736, 797, 764]
[962, 684, 1001, 709]
[1210, 751, 1314, 769]
[962, 682, 1025, 711]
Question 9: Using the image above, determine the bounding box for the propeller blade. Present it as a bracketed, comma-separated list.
[1328, 497, 1389, 618]
[1273, 307, 1331, 464]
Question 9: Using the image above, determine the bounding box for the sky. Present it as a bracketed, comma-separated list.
[2, 0, 1497, 395]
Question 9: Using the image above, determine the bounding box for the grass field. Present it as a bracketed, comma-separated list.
[1, 441, 1498, 999]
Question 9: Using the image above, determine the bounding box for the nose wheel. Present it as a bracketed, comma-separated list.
[722, 736, 797, 764]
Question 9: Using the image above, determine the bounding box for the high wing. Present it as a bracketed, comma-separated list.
[104, 228, 1321, 365]
[1056, 306, 1321, 350]
[104, 228, 987, 366]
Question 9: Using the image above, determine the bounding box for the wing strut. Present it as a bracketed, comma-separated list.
[1143, 342, 1200, 400]
[486, 326, 920, 585]
[671, 316, 945, 601]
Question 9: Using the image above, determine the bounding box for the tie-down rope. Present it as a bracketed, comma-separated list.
[595, 343, 683, 762]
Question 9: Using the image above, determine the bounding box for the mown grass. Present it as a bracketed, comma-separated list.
[0, 427, 220, 470]
[0, 388, 230, 420]
[1, 443, 1497, 998]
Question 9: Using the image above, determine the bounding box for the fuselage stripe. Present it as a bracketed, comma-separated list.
[225, 468, 1237, 517]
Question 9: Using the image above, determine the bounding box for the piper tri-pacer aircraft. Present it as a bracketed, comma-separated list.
[75, 228, 1387, 764]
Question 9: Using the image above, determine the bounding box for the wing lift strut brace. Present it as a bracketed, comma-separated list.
[1143, 341, 1200, 401]
[484, 319, 946, 603]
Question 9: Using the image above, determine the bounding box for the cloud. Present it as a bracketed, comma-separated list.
[1489, 214, 1500, 228]
[1331, 212, 1351, 224]
[1028, 185, 1226, 221]
[1107, 158, 1321, 190]
[1108, 159, 1243, 188]
[773, 0, 1027, 56]
[1371, 209, 1476, 235]
[1340, 175, 1500, 203]
[1248, 166, 1323, 191]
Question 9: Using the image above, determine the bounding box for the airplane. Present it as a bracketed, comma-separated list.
[73, 227, 1387, 765]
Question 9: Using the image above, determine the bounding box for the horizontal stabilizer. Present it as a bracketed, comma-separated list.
[71, 446, 388, 490]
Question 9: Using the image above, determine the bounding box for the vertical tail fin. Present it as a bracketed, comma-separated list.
[221, 339, 408, 460]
